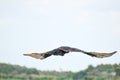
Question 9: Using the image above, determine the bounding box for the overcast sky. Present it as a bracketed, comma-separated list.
[0, 0, 120, 71]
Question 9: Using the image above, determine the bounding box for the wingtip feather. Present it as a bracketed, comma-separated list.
[111, 51, 117, 55]
[23, 54, 30, 56]
[113, 51, 117, 53]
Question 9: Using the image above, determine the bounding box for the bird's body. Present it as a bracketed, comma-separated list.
[24, 46, 117, 60]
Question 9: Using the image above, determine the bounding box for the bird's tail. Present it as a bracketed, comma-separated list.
[24, 53, 51, 60]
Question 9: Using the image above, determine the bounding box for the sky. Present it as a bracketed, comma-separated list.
[0, 0, 120, 72]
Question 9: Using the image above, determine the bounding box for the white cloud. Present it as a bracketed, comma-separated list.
[111, 11, 120, 23]
[24, 0, 49, 16]
[110, 24, 120, 37]
[71, 11, 95, 25]
[0, 18, 16, 25]
[23, 0, 120, 23]
[23, 0, 96, 16]
[71, 11, 110, 25]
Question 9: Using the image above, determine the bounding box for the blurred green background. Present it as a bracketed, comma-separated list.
[0, 63, 120, 80]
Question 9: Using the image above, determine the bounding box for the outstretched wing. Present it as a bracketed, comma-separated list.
[24, 53, 51, 60]
[58, 46, 117, 58]
[86, 51, 117, 58]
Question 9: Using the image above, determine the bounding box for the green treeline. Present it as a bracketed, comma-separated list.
[0, 63, 120, 80]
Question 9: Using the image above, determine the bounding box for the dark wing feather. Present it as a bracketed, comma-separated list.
[24, 53, 51, 60]
[58, 46, 117, 58]
[58, 46, 82, 52]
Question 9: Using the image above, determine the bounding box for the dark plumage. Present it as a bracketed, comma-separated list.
[24, 46, 117, 60]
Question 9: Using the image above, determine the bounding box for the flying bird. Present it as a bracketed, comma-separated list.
[24, 46, 117, 60]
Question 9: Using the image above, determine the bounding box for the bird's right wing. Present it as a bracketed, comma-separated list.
[69, 48, 117, 58]
[69, 47, 117, 58]
[85, 51, 117, 58]
[59, 46, 117, 58]
[24, 53, 51, 60]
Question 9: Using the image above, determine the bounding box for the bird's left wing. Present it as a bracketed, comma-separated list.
[24, 53, 51, 60]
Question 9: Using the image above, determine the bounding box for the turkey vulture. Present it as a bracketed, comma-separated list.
[24, 46, 117, 60]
